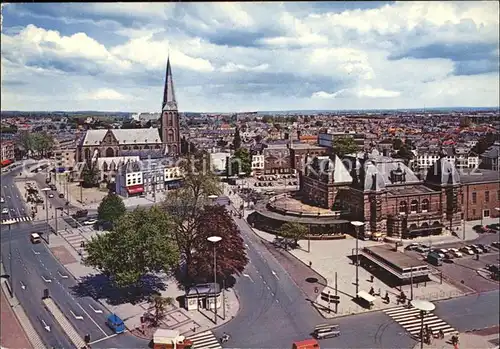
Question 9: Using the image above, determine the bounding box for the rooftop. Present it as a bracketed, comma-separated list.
[364, 244, 428, 269]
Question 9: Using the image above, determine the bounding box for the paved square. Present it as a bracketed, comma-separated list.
[50, 246, 77, 265]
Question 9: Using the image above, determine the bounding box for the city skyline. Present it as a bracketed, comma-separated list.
[1, 2, 499, 112]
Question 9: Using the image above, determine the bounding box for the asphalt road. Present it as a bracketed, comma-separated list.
[435, 290, 500, 332]
[214, 210, 417, 349]
[1, 170, 149, 348]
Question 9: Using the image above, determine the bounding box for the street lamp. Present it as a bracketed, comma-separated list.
[41, 187, 51, 236]
[411, 299, 435, 349]
[351, 221, 364, 296]
[207, 235, 222, 324]
[2, 219, 16, 298]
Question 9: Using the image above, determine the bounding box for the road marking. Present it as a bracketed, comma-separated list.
[276, 299, 279, 303]
[20, 281, 26, 290]
[32, 249, 40, 255]
[271, 270, 279, 279]
[88, 333, 119, 345]
[58, 271, 69, 279]
[41, 276, 51, 283]
[89, 304, 103, 314]
[242, 273, 254, 283]
[77, 303, 108, 335]
[70, 310, 84, 320]
[40, 318, 51, 332]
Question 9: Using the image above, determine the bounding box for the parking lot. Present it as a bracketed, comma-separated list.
[403, 234, 500, 293]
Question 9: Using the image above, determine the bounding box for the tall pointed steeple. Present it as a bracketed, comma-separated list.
[162, 56, 177, 111]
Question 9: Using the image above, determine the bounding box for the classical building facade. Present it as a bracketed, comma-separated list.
[296, 149, 500, 240]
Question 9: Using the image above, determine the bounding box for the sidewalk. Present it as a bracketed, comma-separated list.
[1, 287, 32, 349]
[412, 331, 499, 349]
[47, 226, 240, 337]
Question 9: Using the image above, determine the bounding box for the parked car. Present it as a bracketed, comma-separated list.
[106, 314, 125, 334]
[476, 244, 490, 253]
[1, 208, 9, 214]
[460, 246, 474, 255]
[444, 252, 454, 260]
[83, 219, 98, 226]
[438, 248, 449, 254]
[58, 193, 64, 198]
[468, 245, 483, 254]
[486, 224, 500, 232]
[48, 193, 54, 198]
[405, 243, 420, 251]
[491, 242, 500, 249]
[415, 246, 428, 253]
[449, 248, 463, 258]
[473, 225, 488, 233]
[432, 250, 445, 258]
[0, 197, 4, 203]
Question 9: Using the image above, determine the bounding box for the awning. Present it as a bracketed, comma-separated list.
[126, 185, 144, 194]
[1, 159, 13, 166]
[357, 291, 376, 303]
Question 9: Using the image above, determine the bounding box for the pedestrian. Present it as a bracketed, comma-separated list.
[370, 275, 374, 282]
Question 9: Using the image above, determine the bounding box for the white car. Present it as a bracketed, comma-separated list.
[439, 248, 448, 254]
[48, 193, 54, 198]
[1, 208, 9, 214]
[460, 246, 474, 255]
[0, 197, 4, 203]
[449, 248, 463, 258]
[83, 219, 98, 226]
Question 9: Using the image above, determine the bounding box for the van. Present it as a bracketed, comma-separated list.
[427, 252, 442, 266]
[106, 313, 125, 334]
[30, 233, 42, 244]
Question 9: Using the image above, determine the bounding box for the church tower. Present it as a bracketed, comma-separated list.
[160, 56, 181, 156]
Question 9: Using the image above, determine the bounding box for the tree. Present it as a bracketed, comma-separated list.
[150, 295, 174, 325]
[189, 205, 248, 283]
[331, 136, 359, 157]
[97, 193, 126, 226]
[472, 132, 498, 155]
[81, 162, 100, 188]
[232, 127, 242, 150]
[278, 222, 308, 249]
[230, 148, 251, 176]
[84, 206, 179, 287]
[162, 152, 222, 281]
[16, 131, 35, 155]
[392, 138, 403, 151]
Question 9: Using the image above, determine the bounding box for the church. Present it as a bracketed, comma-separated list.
[76, 57, 181, 165]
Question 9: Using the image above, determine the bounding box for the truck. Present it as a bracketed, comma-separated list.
[153, 329, 193, 349]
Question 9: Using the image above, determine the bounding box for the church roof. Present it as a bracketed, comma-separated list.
[82, 128, 162, 146]
[162, 56, 177, 111]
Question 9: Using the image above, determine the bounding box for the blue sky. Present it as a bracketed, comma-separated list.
[1, 2, 499, 112]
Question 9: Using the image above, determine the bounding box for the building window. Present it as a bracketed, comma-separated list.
[472, 209, 476, 216]
[421, 199, 429, 212]
[498, 190, 500, 201]
[483, 209, 490, 217]
[410, 200, 419, 213]
[399, 201, 408, 214]
[485, 191, 489, 203]
[472, 192, 477, 204]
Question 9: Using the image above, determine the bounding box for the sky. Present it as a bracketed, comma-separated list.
[1, 2, 499, 113]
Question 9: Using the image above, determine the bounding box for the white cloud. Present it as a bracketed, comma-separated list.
[83, 88, 126, 101]
[312, 86, 400, 99]
[1, 2, 498, 111]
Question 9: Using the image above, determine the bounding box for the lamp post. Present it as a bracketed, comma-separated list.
[2, 219, 16, 298]
[41, 187, 51, 237]
[207, 236, 222, 324]
[411, 299, 435, 349]
[351, 221, 364, 296]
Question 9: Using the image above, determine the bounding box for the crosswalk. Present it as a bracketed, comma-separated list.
[384, 305, 456, 337]
[1, 216, 33, 224]
[187, 330, 222, 349]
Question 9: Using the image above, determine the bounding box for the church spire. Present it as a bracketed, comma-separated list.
[162, 56, 177, 111]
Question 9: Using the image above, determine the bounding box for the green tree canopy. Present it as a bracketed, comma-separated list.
[81, 162, 100, 188]
[162, 151, 222, 280]
[392, 138, 403, 150]
[278, 222, 308, 247]
[230, 148, 251, 176]
[189, 205, 248, 283]
[84, 206, 179, 287]
[97, 192, 126, 226]
[332, 136, 359, 157]
[32, 132, 55, 157]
